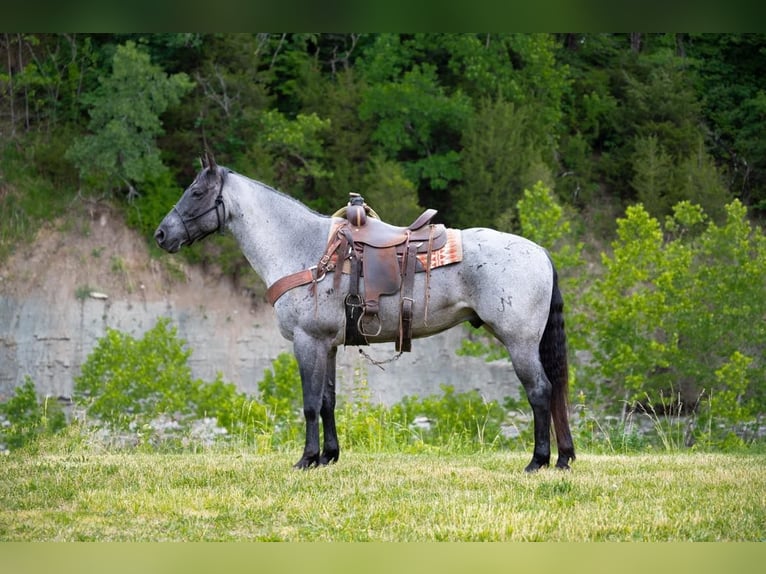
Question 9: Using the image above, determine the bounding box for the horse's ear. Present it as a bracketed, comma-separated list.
[203, 149, 217, 171]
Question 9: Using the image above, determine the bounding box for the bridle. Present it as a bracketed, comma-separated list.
[172, 171, 227, 246]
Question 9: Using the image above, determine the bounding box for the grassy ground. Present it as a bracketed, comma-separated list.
[1, 448, 764, 541]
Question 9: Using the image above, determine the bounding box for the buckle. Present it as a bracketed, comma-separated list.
[309, 265, 326, 284]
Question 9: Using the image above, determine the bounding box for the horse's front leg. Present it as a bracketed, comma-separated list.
[319, 346, 339, 465]
[292, 330, 331, 469]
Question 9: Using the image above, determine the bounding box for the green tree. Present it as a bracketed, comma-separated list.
[244, 109, 333, 202]
[66, 40, 193, 197]
[630, 135, 675, 216]
[299, 67, 375, 211]
[576, 199, 766, 442]
[450, 99, 553, 229]
[689, 33, 766, 213]
[359, 59, 471, 197]
[360, 157, 423, 225]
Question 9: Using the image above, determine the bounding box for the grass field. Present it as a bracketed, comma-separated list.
[1, 448, 764, 541]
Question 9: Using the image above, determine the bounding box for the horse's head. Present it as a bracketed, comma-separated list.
[155, 152, 228, 253]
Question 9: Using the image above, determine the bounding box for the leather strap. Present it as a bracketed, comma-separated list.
[267, 269, 317, 306]
[397, 233, 418, 353]
[267, 233, 345, 305]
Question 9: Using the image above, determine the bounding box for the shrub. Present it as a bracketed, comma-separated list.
[73, 318, 266, 443]
[0, 376, 66, 451]
[575, 199, 766, 446]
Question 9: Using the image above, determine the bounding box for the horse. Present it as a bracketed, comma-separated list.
[154, 153, 575, 472]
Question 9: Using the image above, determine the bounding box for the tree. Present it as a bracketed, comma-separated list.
[575, 199, 766, 442]
[66, 40, 193, 197]
[688, 34, 766, 213]
[450, 98, 553, 229]
[360, 157, 423, 226]
[358, 58, 471, 200]
[630, 135, 675, 215]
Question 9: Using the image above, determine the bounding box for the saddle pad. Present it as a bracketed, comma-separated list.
[416, 228, 463, 270]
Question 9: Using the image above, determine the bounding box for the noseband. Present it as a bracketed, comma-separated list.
[173, 176, 227, 246]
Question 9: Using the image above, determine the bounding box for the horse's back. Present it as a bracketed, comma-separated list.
[460, 227, 554, 283]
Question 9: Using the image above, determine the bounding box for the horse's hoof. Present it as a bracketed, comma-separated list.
[319, 450, 339, 465]
[293, 456, 319, 470]
[555, 452, 574, 470]
[524, 459, 550, 473]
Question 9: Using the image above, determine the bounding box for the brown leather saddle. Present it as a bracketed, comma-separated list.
[266, 193, 447, 352]
[336, 194, 447, 351]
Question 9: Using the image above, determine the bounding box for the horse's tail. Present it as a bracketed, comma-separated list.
[539, 262, 576, 466]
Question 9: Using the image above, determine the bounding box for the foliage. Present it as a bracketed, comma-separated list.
[65, 40, 193, 196]
[5, 33, 766, 217]
[515, 181, 584, 272]
[575, 199, 766, 445]
[358, 58, 471, 195]
[450, 99, 553, 229]
[360, 156, 423, 225]
[123, 168, 181, 239]
[73, 318, 264, 440]
[0, 377, 66, 451]
[0, 144, 74, 262]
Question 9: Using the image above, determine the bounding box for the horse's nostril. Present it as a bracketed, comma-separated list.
[154, 227, 165, 244]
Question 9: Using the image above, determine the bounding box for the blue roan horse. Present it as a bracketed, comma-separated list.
[155, 154, 575, 472]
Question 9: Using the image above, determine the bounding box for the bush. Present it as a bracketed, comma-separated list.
[0, 376, 66, 451]
[394, 385, 511, 452]
[575, 199, 766, 446]
[73, 318, 266, 444]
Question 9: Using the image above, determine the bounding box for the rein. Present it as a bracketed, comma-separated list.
[173, 176, 227, 245]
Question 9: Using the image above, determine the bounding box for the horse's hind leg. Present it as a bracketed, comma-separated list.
[293, 330, 331, 469]
[508, 344, 553, 472]
[319, 346, 339, 465]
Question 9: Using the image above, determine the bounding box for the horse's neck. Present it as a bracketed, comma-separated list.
[225, 174, 331, 287]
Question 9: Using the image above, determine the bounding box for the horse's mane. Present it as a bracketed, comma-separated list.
[225, 168, 331, 220]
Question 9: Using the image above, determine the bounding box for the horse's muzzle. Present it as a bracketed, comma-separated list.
[154, 222, 182, 253]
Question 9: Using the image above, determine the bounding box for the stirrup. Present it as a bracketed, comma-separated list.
[358, 310, 382, 337]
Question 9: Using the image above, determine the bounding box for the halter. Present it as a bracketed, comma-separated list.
[173, 174, 227, 246]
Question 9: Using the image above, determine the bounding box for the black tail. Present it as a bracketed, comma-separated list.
[539, 263, 575, 466]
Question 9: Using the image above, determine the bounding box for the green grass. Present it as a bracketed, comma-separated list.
[1, 448, 764, 541]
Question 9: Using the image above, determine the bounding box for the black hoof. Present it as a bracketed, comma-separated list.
[524, 458, 550, 473]
[319, 450, 339, 466]
[293, 455, 319, 470]
[555, 451, 575, 470]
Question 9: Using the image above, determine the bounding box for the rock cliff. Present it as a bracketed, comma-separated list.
[0, 204, 520, 405]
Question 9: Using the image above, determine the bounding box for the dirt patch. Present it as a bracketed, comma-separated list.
[0, 200, 261, 314]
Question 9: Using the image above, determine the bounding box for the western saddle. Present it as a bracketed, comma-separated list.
[267, 193, 447, 352]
